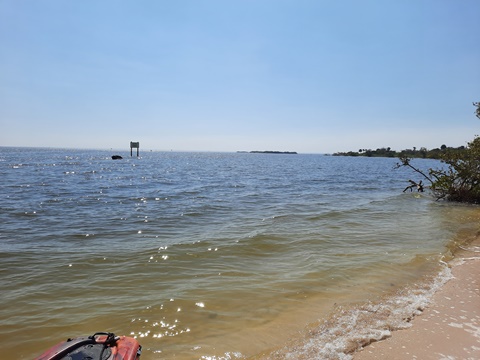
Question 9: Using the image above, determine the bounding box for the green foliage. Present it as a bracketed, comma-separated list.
[338, 102, 480, 203]
[334, 145, 463, 159]
[396, 102, 480, 203]
[429, 136, 480, 203]
[397, 137, 480, 203]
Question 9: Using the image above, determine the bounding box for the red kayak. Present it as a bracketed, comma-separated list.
[34, 332, 142, 360]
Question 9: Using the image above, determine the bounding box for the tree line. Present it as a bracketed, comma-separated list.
[336, 102, 480, 204]
[333, 145, 466, 159]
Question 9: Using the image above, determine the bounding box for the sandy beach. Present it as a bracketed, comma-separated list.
[353, 238, 480, 360]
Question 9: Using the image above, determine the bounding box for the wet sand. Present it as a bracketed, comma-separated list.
[354, 239, 480, 360]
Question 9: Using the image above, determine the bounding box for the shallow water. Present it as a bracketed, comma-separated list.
[0, 147, 478, 359]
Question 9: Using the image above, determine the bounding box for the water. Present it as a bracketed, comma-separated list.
[1, 147, 478, 359]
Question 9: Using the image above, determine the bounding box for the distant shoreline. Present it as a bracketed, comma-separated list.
[333, 145, 466, 160]
[237, 151, 298, 154]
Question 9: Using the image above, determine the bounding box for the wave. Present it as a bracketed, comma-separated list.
[263, 265, 452, 360]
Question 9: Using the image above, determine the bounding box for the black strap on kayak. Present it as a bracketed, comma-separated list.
[95, 332, 118, 360]
[89, 332, 118, 346]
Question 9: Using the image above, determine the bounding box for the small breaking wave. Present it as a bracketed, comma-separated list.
[265, 265, 452, 360]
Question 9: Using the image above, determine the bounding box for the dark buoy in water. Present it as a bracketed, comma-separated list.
[112, 155, 123, 160]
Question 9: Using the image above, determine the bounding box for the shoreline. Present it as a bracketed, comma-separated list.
[353, 236, 480, 360]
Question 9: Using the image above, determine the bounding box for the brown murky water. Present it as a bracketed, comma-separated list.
[1, 148, 478, 359]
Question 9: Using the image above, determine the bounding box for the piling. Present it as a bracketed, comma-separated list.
[130, 142, 139, 157]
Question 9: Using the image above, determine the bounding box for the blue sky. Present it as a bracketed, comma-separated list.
[1, 0, 479, 153]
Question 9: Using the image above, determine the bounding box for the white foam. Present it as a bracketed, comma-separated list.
[275, 265, 453, 359]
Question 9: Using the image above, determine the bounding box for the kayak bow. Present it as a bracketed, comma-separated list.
[34, 332, 142, 360]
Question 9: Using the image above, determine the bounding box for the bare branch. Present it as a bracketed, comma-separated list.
[395, 156, 434, 185]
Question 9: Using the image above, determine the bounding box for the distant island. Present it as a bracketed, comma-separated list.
[237, 151, 298, 154]
[333, 145, 465, 159]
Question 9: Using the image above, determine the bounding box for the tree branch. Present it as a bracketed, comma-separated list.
[395, 156, 434, 185]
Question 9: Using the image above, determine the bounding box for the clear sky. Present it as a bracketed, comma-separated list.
[1, 0, 479, 153]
